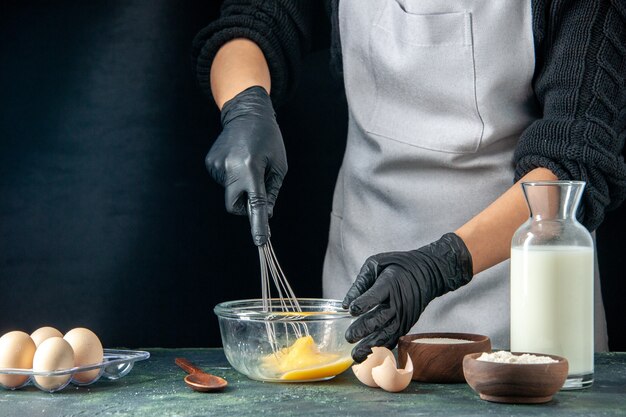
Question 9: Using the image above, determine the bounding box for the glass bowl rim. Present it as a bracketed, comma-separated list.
[214, 298, 352, 321]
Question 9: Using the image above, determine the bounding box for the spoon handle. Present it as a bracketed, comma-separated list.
[175, 358, 202, 374]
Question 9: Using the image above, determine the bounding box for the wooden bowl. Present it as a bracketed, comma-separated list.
[463, 352, 569, 404]
[397, 333, 491, 383]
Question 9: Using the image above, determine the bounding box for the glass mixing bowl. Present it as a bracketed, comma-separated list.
[214, 299, 354, 382]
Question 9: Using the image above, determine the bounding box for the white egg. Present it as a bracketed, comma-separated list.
[32, 337, 75, 391]
[371, 355, 413, 393]
[63, 328, 103, 384]
[30, 326, 63, 348]
[0, 331, 36, 388]
[352, 346, 396, 387]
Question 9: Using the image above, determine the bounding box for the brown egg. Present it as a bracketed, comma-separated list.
[32, 337, 74, 391]
[30, 326, 63, 348]
[63, 328, 103, 384]
[0, 331, 36, 388]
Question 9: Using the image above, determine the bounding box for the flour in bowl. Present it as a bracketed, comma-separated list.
[412, 338, 471, 344]
[477, 351, 558, 364]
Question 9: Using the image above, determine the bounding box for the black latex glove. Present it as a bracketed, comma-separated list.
[205, 86, 287, 246]
[342, 233, 473, 362]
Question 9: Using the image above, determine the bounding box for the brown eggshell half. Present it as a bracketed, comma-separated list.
[372, 355, 414, 393]
[352, 347, 396, 387]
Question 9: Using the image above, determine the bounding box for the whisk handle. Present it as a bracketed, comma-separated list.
[247, 199, 271, 244]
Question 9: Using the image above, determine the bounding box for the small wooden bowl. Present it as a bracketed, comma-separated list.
[398, 333, 491, 383]
[463, 352, 569, 404]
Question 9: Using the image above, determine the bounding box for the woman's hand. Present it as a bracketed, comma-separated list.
[342, 233, 473, 362]
[206, 86, 287, 246]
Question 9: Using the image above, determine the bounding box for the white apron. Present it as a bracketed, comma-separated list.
[322, 0, 609, 350]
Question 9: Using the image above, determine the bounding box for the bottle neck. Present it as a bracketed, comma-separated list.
[522, 181, 585, 222]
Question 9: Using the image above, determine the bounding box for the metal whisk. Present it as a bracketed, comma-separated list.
[257, 238, 309, 353]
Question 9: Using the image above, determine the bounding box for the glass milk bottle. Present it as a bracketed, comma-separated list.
[510, 181, 594, 389]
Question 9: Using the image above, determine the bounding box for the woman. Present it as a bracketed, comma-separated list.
[192, 0, 626, 361]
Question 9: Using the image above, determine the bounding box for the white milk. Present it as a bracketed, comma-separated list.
[510, 246, 594, 376]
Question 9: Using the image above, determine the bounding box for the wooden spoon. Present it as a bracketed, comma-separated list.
[175, 358, 228, 392]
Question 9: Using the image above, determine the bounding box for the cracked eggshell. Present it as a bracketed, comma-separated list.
[371, 355, 414, 393]
[352, 346, 395, 387]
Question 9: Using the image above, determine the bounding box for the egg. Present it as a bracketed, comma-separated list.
[261, 335, 353, 380]
[30, 326, 63, 348]
[63, 328, 103, 384]
[371, 355, 413, 392]
[0, 331, 36, 388]
[32, 337, 74, 391]
[352, 346, 395, 387]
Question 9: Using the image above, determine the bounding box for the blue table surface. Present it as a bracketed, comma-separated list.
[2, 349, 625, 416]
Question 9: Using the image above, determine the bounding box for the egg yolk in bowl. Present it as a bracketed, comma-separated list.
[261, 335, 353, 381]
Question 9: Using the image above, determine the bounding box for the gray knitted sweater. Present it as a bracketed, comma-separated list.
[192, 0, 626, 231]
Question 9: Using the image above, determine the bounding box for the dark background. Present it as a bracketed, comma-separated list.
[1, 1, 624, 351]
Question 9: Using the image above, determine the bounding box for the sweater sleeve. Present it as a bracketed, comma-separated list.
[191, 0, 316, 107]
[515, 0, 626, 231]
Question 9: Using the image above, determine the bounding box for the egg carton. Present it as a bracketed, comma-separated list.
[0, 348, 150, 392]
